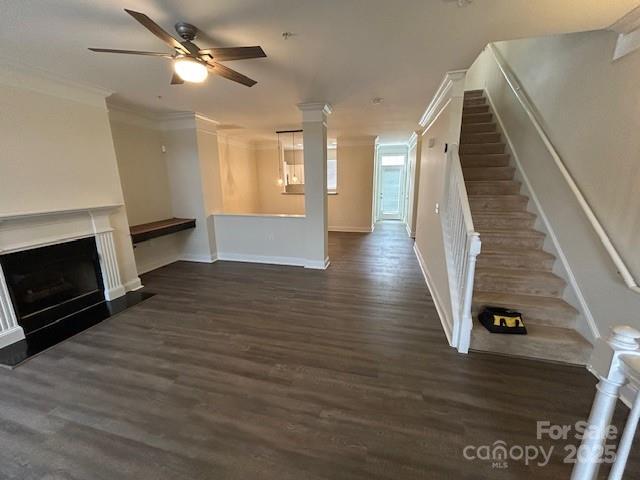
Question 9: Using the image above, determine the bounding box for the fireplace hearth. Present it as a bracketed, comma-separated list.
[0, 238, 105, 335]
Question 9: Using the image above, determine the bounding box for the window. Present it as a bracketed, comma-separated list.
[327, 148, 337, 193]
[381, 155, 405, 166]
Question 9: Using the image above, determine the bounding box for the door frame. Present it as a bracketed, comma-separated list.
[374, 144, 409, 222]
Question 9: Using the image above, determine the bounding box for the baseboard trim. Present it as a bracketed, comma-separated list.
[180, 253, 218, 264]
[328, 226, 373, 233]
[413, 244, 453, 346]
[217, 252, 306, 268]
[404, 222, 415, 238]
[305, 256, 330, 270]
[0, 326, 25, 349]
[136, 254, 182, 275]
[484, 88, 599, 342]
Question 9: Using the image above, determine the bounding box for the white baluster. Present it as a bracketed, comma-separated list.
[608, 358, 640, 479]
[572, 326, 640, 480]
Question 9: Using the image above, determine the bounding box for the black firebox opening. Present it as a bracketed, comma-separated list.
[0, 237, 105, 335]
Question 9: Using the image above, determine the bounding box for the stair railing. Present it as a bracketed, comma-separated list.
[488, 44, 639, 294]
[571, 326, 640, 480]
[441, 143, 481, 353]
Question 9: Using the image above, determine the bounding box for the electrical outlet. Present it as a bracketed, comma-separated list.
[435, 203, 439, 214]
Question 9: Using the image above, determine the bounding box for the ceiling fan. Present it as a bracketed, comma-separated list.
[89, 9, 266, 87]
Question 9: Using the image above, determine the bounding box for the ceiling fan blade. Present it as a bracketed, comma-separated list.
[124, 9, 187, 54]
[207, 62, 257, 87]
[89, 48, 171, 57]
[171, 72, 184, 85]
[199, 46, 266, 61]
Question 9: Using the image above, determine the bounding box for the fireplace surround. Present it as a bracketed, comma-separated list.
[0, 205, 132, 348]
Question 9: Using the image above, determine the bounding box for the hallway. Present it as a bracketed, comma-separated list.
[0, 223, 637, 479]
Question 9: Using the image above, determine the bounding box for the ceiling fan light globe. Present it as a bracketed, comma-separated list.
[174, 58, 208, 83]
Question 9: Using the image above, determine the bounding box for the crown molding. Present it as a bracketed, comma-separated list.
[298, 102, 333, 122]
[107, 103, 165, 130]
[611, 5, 640, 34]
[0, 57, 112, 108]
[611, 6, 640, 60]
[418, 69, 467, 128]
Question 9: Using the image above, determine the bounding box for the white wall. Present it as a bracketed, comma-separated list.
[405, 134, 422, 237]
[414, 100, 462, 342]
[328, 138, 376, 232]
[0, 68, 139, 289]
[213, 214, 308, 266]
[254, 138, 375, 232]
[218, 138, 260, 214]
[109, 108, 187, 274]
[466, 32, 640, 336]
[164, 118, 217, 263]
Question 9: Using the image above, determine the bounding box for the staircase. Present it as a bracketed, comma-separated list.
[461, 90, 592, 365]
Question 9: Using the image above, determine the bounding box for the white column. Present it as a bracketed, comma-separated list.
[0, 262, 25, 348]
[95, 230, 126, 301]
[298, 102, 332, 269]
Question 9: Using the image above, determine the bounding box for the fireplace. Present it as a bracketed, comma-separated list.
[0, 238, 105, 335]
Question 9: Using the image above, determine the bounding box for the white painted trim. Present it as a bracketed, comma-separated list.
[124, 278, 143, 292]
[613, 29, 640, 61]
[305, 256, 331, 270]
[488, 44, 639, 294]
[180, 253, 218, 263]
[214, 213, 305, 219]
[328, 226, 372, 233]
[484, 88, 599, 340]
[0, 56, 112, 108]
[419, 70, 467, 128]
[404, 222, 414, 238]
[610, 5, 640, 34]
[136, 253, 182, 275]
[408, 132, 419, 150]
[413, 244, 453, 346]
[0, 326, 25, 349]
[0, 204, 123, 222]
[217, 252, 306, 267]
[298, 103, 333, 123]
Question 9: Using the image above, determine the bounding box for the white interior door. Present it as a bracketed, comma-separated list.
[378, 155, 406, 220]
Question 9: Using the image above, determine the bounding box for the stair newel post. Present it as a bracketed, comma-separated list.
[571, 326, 640, 480]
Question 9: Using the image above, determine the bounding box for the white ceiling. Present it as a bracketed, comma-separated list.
[1, 0, 636, 143]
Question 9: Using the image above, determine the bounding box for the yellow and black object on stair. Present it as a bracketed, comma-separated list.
[479, 306, 527, 335]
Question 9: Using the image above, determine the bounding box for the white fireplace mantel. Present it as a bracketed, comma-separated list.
[0, 204, 128, 348]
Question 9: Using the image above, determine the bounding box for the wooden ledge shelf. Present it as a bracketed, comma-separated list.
[130, 218, 196, 244]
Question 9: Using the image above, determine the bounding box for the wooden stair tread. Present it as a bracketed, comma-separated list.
[475, 266, 563, 282]
[130, 217, 196, 244]
[479, 245, 554, 259]
[477, 227, 545, 238]
[470, 323, 591, 365]
[473, 290, 577, 314]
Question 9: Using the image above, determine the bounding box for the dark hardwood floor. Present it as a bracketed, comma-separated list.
[0, 222, 637, 479]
